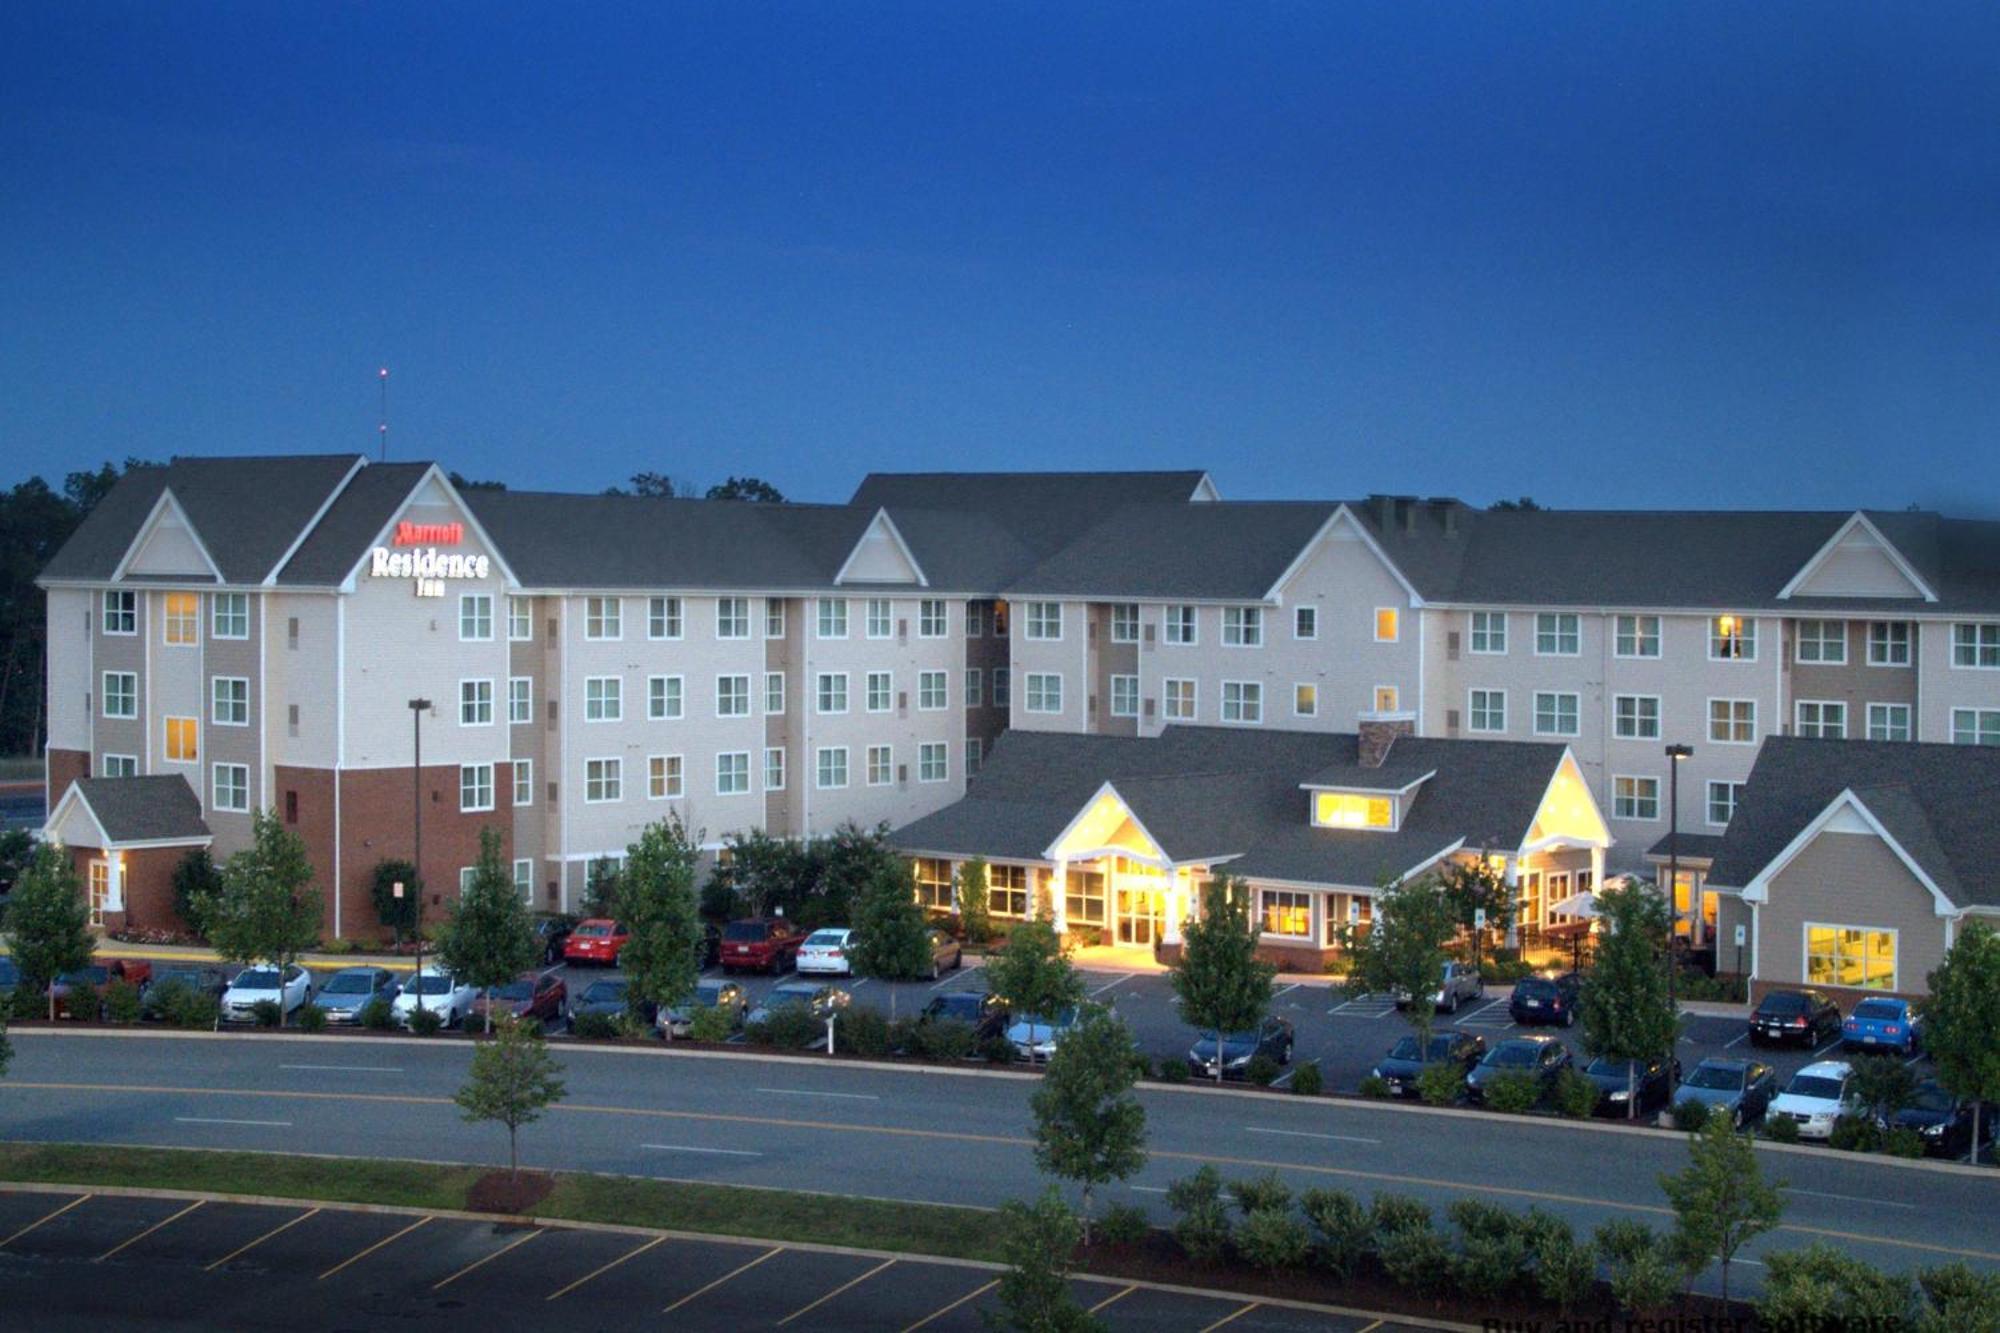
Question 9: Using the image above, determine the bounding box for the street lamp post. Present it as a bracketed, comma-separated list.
[410, 698, 432, 1002]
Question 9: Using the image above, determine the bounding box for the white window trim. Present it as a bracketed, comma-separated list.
[815, 746, 849, 790]
[648, 595, 684, 641]
[1532, 691, 1580, 737]
[1793, 619, 1848, 665]
[458, 593, 494, 642]
[1469, 611, 1507, 656]
[513, 859, 534, 896]
[818, 599, 850, 640]
[765, 599, 786, 640]
[864, 598, 893, 640]
[1533, 612, 1580, 657]
[1704, 779, 1743, 829]
[102, 670, 138, 719]
[584, 597, 622, 641]
[1951, 706, 2000, 745]
[583, 757, 622, 804]
[102, 590, 137, 636]
[459, 678, 494, 727]
[1794, 699, 1848, 739]
[648, 674, 685, 721]
[765, 672, 786, 715]
[1289, 682, 1317, 718]
[1802, 921, 1898, 994]
[211, 762, 250, 813]
[866, 744, 894, 787]
[1292, 605, 1317, 642]
[211, 676, 250, 727]
[1162, 677, 1198, 722]
[508, 596, 533, 642]
[918, 599, 949, 639]
[1866, 621, 1911, 668]
[211, 593, 250, 641]
[1705, 696, 1759, 745]
[1467, 688, 1506, 734]
[1611, 773, 1661, 822]
[714, 750, 751, 797]
[918, 742, 949, 783]
[1163, 606, 1199, 647]
[1111, 605, 1141, 644]
[817, 671, 850, 716]
[864, 670, 892, 715]
[1865, 702, 1911, 742]
[1222, 606, 1264, 648]
[648, 754, 685, 801]
[1025, 602, 1064, 642]
[1024, 673, 1063, 715]
[1708, 615, 1758, 663]
[715, 673, 752, 719]
[1220, 679, 1263, 725]
[1611, 614, 1661, 660]
[1611, 693, 1662, 741]
[1373, 607, 1401, 644]
[1372, 685, 1400, 713]
[459, 762, 496, 813]
[763, 747, 786, 792]
[583, 675, 622, 723]
[1950, 622, 2000, 670]
[101, 753, 138, 778]
[1111, 674, 1141, 719]
[917, 669, 948, 712]
[715, 597, 751, 641]
[509, 677, 532, 725]
[514, 759, 533, 808]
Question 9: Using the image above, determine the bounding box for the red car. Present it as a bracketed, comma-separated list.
[719, 917, 805, 974]
[471, 970, 568, 1026]
[562, 919, 631, 967]
[52, 959, 153, 1016]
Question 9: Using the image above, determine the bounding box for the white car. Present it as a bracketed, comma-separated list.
[1007, 1008, 1081, 1062]
[795, 928, 855, 976]
[221, 963, 313, 1021]
[392, 968, 477, 1029]
[1767, 1060, 1856, 1140]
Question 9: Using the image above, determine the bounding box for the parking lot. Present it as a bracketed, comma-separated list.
[0, 1188, 1442, 1332]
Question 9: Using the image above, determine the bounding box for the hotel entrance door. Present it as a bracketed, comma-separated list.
[1116, 885, 1162, 946]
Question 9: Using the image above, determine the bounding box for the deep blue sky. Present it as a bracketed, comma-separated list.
[4, 4, 1997, 508]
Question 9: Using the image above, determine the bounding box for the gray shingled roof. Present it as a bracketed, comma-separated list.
[1644, 832, 1728, 863]
[67, 776, 211, 844]
[276, 462, 433, 585]
[852, 471, 1212, 556]
[890, 726, 1570, 889]
[1704, 738, 2000, 908]
[1004, 502, 1341, 600]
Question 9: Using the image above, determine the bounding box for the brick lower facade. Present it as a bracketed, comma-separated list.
[334, 763, 514, 942]
[46, 748, 89, 812]
[61, 843, 187, 935]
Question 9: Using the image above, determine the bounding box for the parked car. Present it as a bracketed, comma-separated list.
[1465, 1035, 1572, 1102]
[1767, 1060, 1856, 1140]
[562, 918, 632, 967]
[693, 922, 722, 969]
[314, 966, 402, 1024]
[1748, 989, 1842, 1047]
[919, 991, 1010, 1042]
[1371, 1030, 1486, 1097]
[1187, 1016, 1296, 1080]
[220, 963, 311, 1022]
[720, 917, 805, 974]
[921, 926, 964, 980]
[745, 980, 851, 1028]
[1889, 1081, 1997, 1159]
[567, 977, 647, 1030]
[1672, 1058, 1780, 1128]
[1398, 961, 1483, 1014]
[391, 967, 477, 1029]
[52, 959, 154, 1016]
[795, 928, 855, 977]
[531, 916, 574, 966]
[0, 956, 19, 1001]
[1580, 1055, 1680, 1117]
[472, 970, 567, 1027]
[659, 978, 749, 1038]
[1007, 1007, 1082, 1062]
[1508, 973, 1582, 1027]
[1842, 997, 1922, 1056]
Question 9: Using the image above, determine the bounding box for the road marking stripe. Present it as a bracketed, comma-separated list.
[280, 1064, 402, 1073]
[95, 1199, 203, 1262]
[1199, 1300, 1260, 1332]
[662, 1246, 781, 1314]
[754, 1087, 880, 1101]
[901, 1277, 998, 1332]
[1784, 1187, 1916, 1211]
[1129, 1185, 1168, 1194]
[1245, 1126, 1381, 1145]
[931, 965, 981, 991]
[1723, 1033, 1748, 1049]
[205, 1207, 319, 1270]
[1270, 983, 1300, 1002]
[546, 1233, 668, 1300]
[1088, 972, 1135, 997]
[0, 1193, 91, 1247]
[1355, 1321, 1384, 1333]
[433, 1227, 542, 1289]
[1087, 1284, 1138, 1313]
[776, 1257, 896, 1325]
[318, 1214, 431, 1280]
[175, 1116, 293, 1127]
[642, 1143, 764, 1157]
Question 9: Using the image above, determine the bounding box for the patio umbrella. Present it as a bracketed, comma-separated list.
[1549, 891, 1598, 919]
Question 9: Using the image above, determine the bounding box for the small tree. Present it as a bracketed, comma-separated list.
[618, 813, 705, 1039]
[1577, 880, 1680, 1118]
[199, 810, 323, 1026]
[987, 1187, 1102, 1332]
[454, 1015, 567, 1178]
[369, 858, 422, 946]
[1169, 875, 1276, 1084]
[1660, 1113, 1785, 1306]
[1437, 857, 1511, 974]
[581, 856, 624, 920]
[988, 916, 1085, 1027]
[170, 847, 222, 937]
[957, 858, 994, 946]
[3, 844, 96, 1020]
[1924, 921, 2000, 1163]
[1340, 874, 1455, 1060]
[437, 829, 538, 1032]
[849, 857, 934, 988]
[1848, 1053, 1919, 1127]
[1030, 1007, 1148, 1242]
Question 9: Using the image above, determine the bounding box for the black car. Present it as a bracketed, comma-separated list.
[1508, 973, 1582, 1027]
[1580, 1055, 1680, 1117]
[1748, 989, 1842, 1047]
[1187, 1016, 1295, 1079]
[920, 991, 1010, 1042]
[136, 965, 229, 1018]
[1674, 1058, 1780, 1128]
[1371, 1030, 1486, 1097]
[1890, 1081, 1998, 1160]
[531, 916, 575, 966]
[1465, 1035, 1572, 1102]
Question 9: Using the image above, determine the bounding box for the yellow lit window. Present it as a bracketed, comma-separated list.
[1374, 607, 1400, 642]
[1805, 925, 1895, 991]
[88, 860, 109, 928]
[163, 592, 199, 645]
[164, 716, 198, 763]
[1294, 684, 1317, 716]
[1261, 890, 1312, 938]
[1314, 792, 1393, 829]
[1374, 686, 1399, 712]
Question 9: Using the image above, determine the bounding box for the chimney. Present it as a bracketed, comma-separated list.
[1401, 498, 1417, 535]
[1357, 712, 1415, 768]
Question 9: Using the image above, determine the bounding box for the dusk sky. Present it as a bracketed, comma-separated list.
[4, 4, 1996, 509]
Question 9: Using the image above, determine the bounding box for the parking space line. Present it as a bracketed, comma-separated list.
[1089, 973, 1135, 997]
[755, 1087, 881, 1101]
[642, 1143, 764, 1157]
[1129, 1185, 1167, 1194]
[205, 1207, 319, 1271]
[1811, 1038, 1842, 1057]
[1087, 1284, 1138, 1313]
[1723, 1033, 1748, 1049]
[1270, 983, 1300, 1003]
[776, 1256, 896, 1325]
[95, 1199, 203, 1262]
[900, 1277, 999, 1332]
[318, 1215, 431, 1280]
[662, 1246, 781, 1314]
[1245, 1126, 1381, 1146]
[1355, 1320, 1384, 1333]
[432, 1227, 542, 1289]
[546, 1234, 668, 1301]
[0, 1193, 91, 1248]
[175, 1116, 293, 1127]
[279, 1064, 402, 1073]
[933, 964, 983, 991]
[1199, 1300, 1260, 1331]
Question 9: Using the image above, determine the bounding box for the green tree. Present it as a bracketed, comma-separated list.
[1169, 875, 1276, 1084]
[1340, 874, 1456, 1060]
[1660, 1112, 1784, 1305]
[437, 829, 538, 1033]
[1848, 1053, 1919, 1127]
[618, 813, 705, 1038]
[816, 821, 901, 926]
[199, 810, 323, 1026]
[170, 847, 222, 938]
[2, 844, 95, 1020]
[1576, 880, 1680, 1117]
[850, 857, 935, 986]
[581, 856, 624, 920]
[1436, 858, 1511, 974]
[369, 858, 422, 946]
[0, 1017, 11, 1079]
[0, 828, 37, 894]
[454, 1015, 567, 1178]
[1030, 1008, 1148, 1242]
[987, 1187, 1102, 1332]
[704, 476, 785, 503]
[988, 917, 1085, 1028]
[957, 858, 995, 945]
[1923, 921, 2000, 1162]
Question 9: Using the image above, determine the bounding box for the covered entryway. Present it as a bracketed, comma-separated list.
[43, 776, 213, 935]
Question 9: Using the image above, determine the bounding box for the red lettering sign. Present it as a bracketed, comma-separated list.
[393, 521, 464, 547]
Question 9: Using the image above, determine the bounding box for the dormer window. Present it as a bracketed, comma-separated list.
[1313, 792, 1394, 830]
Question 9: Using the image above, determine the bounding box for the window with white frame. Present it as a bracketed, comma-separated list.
[102, 671, 137, 719]
[459, 593, 493, 641]
[1612, 775, 1659, 820]
[649, 754, 684, 799]
[102, 590, 136, 635]
[1221, 680, 1262, 724]
[1025, 602, 1062, 640]
[1614, 614, 1661, 659]
[1867, 621, 1910, 666]
[1795, 619, 1847, 664]
[765, 671, 785, 715]
[1470, 611, 1507, 654]
[716, 751, 750, 795]
[585, 596, 621, 640]
[919, 742, 947, 783]
[764, 747, 786, 791]
[460, 679, 493, 726]
[992, 668, 1010, 707]
[1795, 700, 1847, 739]
[866, 744, 893, 786]
[965, 738, 982, 775]
[818, 672, 849, 714]
[918, 669, 947, 711]
[1535, 612, 1580, 656]
[716, 597, 750, 639]
[966, 668, 982, 707]
[1806, 925, 1896, 991]
[513, 759, 532, 807]
[1468, 689, 1506, 733]
[865, 670, 891, 713]
[1709, 614, 1756, 660]
[1952, 708, 2000, 746]
[864, 597, 892, 639]
[212, 592, 249, 640]
[509, 677, 532, 724]
[164, 716, 197, 762]
[816, 746, 849, 789]
[1533, 691, 1579, 736]
[1293, 605, 1317, 640]
[1223, 606, 1263, 646]
[966, 601, 987, 637]
[584, 676, 621, 722]
[212, 763, 249, 812]
[460, 763, 494, 812]
[1708, 698, 1756, 743]
[1374, 685, 1399, 712]
[649, 596, 683, 639]
[1163, 678, 1195, 721]
[919, 599, 948, 638]
[1706, 780, 1745, 827]
[513, 859, 533, 899]
[1373, 607, 1400, 642]
[817, 597, 848, 639]
[1953, 622, 2000, 668]
[989, 864, 1029, 917]
[101, 754, 137, 779]
[1024, 673, 1062, 714]
[716, 674, 750, 717]
[914, 858, 954, 910]
[765, 598, 786, 639]
[163, 592, 198, 645]
[1866, 703, 1910, 742]
[1613, 694, 1660, 740]
[648, 675, 683, 720]
[211, 676, 249, 726]
[1261, 889, 1312, 938]
[1163, 605, 1197, 645]
[1292, 683, 1317, 718]
[508, 597, 532, 641]
[1110, 675, 1139, 718]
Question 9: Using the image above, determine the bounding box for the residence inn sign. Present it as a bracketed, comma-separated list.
[369, 520, 490, 597]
